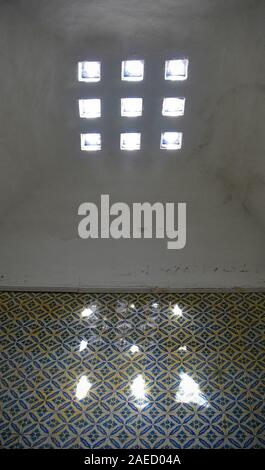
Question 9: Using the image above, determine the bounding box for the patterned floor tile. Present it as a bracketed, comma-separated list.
[1, 292, 264, 448]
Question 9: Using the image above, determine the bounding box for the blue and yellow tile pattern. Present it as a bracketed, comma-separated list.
[0, 292, 264, 448]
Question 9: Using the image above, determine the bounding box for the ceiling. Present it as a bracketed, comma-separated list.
[0, 0, 264, 291]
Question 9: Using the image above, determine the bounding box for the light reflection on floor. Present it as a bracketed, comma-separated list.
[76, 375, 92, 401]
[175, 372, 208, 407]
[0, 292, 264, 448]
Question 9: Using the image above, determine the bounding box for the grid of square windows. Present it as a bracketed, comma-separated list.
[78, 59, 188, 151]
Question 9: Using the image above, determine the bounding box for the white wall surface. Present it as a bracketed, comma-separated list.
[0, 0, 264, 290]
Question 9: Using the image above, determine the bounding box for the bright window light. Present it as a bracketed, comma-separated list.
[79, 340, 88, 352]
[78, 61, 101, 82]
[165, 59, 189, 81]
[121, 98, 143, 117]
[160, 132, 182, 150]
[178, 346, 187, 353]
[120, 133, 141, 150]
[130, 344, 140, 354]
[75, 375, 92, 400]
[121, 60, 144, 81]
[131, 374, 146, 400]
[176, 372, 208, 407]
[79, 99, 101, 118]
[80, 133, 101, 151]
[81, 307, 93, 318]
[173, 304, 183, 316]
[162, 97, 185, 117]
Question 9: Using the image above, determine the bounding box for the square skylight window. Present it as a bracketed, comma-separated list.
[78, 61, 101, 82]
[80, 133, 101, 151]
[162, 97, 185, 116]
[160, 132, 183, 150]
[165, 59, 189, 81]
[121, 60, 144, 81]
[121, 98, 143, 117]
[79, 99, 101, 118]
[120, 133, 141, 150]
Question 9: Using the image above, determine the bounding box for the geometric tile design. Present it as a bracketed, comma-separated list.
[0, 292, 264, 449]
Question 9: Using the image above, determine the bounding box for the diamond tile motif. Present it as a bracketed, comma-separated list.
[0, 292, 264, 448]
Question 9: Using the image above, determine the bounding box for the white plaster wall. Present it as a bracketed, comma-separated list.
[0, 0, 264, 290]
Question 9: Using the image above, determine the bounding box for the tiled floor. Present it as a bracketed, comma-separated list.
[0, 292, 264, 448]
